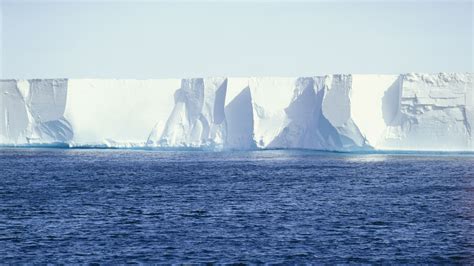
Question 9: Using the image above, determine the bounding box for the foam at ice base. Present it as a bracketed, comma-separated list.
[0, 73, 472, 151]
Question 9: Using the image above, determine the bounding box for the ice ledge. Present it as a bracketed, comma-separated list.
[1, 73, 472, 151]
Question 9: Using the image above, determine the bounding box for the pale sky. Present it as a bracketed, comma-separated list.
[0, 0, 473, 79]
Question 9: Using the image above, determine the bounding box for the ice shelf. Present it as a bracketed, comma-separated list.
[1, 73, 472, 151]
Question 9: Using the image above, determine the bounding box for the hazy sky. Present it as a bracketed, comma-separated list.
[0, 0, 472, 79]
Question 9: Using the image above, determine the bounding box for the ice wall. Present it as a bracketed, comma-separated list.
[225, 77, 296, 149]
[65, 79, 179, 147]
[378, 73, 473, 151]
[0, 79, 70, 144]
[0, 73, 472, 151]
[148, 78, 227, 148]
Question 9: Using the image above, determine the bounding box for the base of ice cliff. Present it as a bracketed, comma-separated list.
[1, 73, 472, 151]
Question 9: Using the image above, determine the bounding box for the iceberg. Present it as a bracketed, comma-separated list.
[0, 73, 472, 151]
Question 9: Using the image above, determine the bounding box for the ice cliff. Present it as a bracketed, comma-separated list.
[1, 73, 472, 151]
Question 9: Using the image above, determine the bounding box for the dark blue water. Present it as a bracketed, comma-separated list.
[0, 149, 472, 263]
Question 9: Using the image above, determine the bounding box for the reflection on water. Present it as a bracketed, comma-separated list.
[342, 154, 390, 162]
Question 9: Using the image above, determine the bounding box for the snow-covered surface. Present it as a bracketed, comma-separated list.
[0, 73, 472, 151]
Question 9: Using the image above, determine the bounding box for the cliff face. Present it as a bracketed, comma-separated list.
[1, 73, 472, 151]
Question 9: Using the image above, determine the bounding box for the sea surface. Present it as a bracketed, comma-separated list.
[0, 148, 473, 263]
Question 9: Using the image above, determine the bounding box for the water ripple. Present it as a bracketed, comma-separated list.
[0, 149, 472, 263]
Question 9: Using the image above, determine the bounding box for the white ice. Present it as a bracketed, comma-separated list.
[0, 73, 472, 151]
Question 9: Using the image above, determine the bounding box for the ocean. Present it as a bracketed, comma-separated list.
[0, 148, 472, 263]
